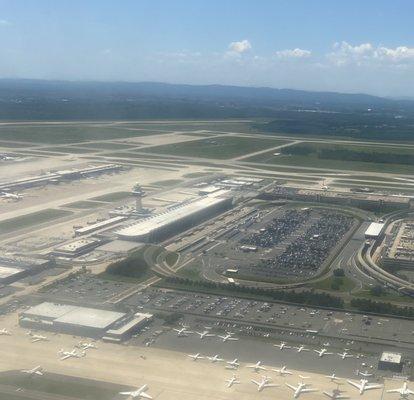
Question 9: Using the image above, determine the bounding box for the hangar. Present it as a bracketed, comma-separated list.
[19, 302, 152, 339]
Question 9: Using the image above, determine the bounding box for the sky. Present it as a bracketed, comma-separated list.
[1, 0, 414, 97]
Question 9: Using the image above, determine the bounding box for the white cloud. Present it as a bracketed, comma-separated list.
[275, 48, 312, 59]
[328, 41, 414, 65]
[228, 39, 252, 54]
[0, 19, 11, 26]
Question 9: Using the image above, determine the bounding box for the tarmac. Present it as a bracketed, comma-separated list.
[0, 313, 409, 400]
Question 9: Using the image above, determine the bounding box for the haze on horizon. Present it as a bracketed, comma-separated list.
[1, 0, 414, 98]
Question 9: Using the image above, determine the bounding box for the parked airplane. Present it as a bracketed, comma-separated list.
[218, 333, 239, 342]
[273, 366, 293, 376]
[196, 331, 215, 339]
[274, 341, 291, 350]
[226, 359, 240, 369]
[314, 348, 333, 358]
[347, 379, 382, 395]
[173, 327, 192, 337]
[0, 328, 11, 336]
[294, 345, 310, 353]
[119, 384, 152, 399]
[358, 370, 374, 378]
[78, 342, 97, 350]
[225, 374, 240, 388]
[387, 382, 414, 398]
[188, 353, 204, 361]
[325, 373, 341, 382]
[207, 355, 224, 363]
[0, 192, 22, 200]
[323, 388, 349, 399]
[27, 332, 48, 343]
[338, 351, 353, 360]
[252, 376, 279, 392]
[286, 382, 318, 398]
[21, 365, 44, 376]
[58, 348, 86, 361]
[247, 361, 267, 372]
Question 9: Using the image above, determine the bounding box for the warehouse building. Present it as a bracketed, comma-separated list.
[378, 352, 403, 372]
[116, 195, 232, 242]
[365, 222, 385, 239]
[19, 302, 152, 340]
[0, 256, 52, 284]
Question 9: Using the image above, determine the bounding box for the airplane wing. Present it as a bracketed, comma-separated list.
[365, 384, 382, 391]
[302, 388, 318, 393]
[286, 384, 297, 391]
[119, 391, 134, 396]
[60, 354, 71, 360]
[35, 371, 43, 376]
[264, 384, 279, 388]
[31, 338, 41, 342]
[229, 338, 239, 341]
[251, 380, 260, 386]
[347, 380, 362, 390]
[140, 392, 152, 399]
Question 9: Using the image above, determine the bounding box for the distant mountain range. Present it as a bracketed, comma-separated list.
[0, 79, 412, 120]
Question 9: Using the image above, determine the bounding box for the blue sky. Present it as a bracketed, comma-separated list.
[1, 0, 414, 96]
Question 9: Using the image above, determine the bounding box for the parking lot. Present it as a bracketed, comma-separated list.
[124, 288, 414, 352]
[200, 206, 356, 280]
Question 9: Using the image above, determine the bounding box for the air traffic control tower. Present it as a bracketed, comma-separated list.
[132, 184, 145, 212]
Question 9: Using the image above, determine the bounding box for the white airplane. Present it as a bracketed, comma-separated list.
[323, 388, 349, 399]
[78, 341, 97, 350]
[0, 328, 11, 336]
[338, 351, 353, 360]
[119, 384, 152, 399]
[325, 373, 341, 382]
[173, 327, 192, 337]
[21, 365, 44, 376]
[273, 366, 293, 376]
[58, 348, 86, 361]
[247, 361, 267, 372]
[226, 358, 240, 369]
[294, 345, 310, 353]
[286, 382, 318, 398]
[274, 341, 291, 350]
[225, 374, 240, 388]
[252, 376, 279, 392]
[27, 332, 48, 343]
[358, 370, 374, 378]
[188, 353, 204, 361]
[0, 192, 22, 200]
[196, 330, 215, 339]
[387, 382, 414, 398]
[218, 333, 239, 342]
[314, 348, 333, 358]
[347, 379, 382, 395]
[208, 355, 224, 363]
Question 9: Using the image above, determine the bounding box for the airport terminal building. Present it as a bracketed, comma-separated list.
[116, 195, 232, 242]
[19, 302, 152, 340]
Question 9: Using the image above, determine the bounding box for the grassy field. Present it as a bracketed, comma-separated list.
[63, 200, 106, 209]
[0, 124, 169, 144]
[0, 371, 126, 400]
[41, 146, 98, 153]
[152, 179, 183, 187]
[309, 276, 356, 292]
[244, 143, 414, 174]
[90, 191, 131, 202]
[139, 136, 290, 159]
[0, 209, 72, 234]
